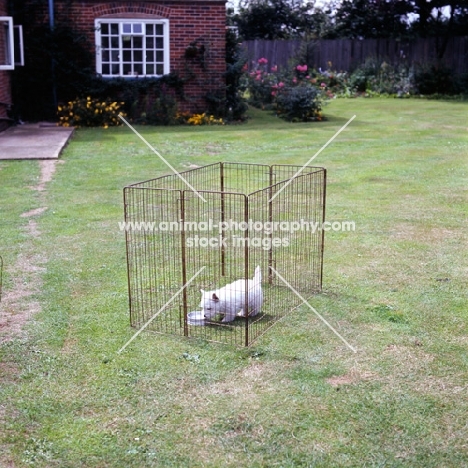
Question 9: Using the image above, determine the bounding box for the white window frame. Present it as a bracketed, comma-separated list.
[0, 17, 15, 70]
[95, 18, 170, 78]
[14, 25, 24, 66]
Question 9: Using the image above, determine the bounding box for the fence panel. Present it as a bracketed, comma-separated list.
[243, 37, 468, 74]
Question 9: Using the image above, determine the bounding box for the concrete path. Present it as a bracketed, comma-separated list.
[0, 123, 74, 160]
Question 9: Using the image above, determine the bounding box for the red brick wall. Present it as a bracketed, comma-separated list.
[38, 0, 227, 113]
[0, 0, 12, 125]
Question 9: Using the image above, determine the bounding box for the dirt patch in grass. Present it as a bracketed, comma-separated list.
[0, 160, 59, 343]
[326, 368, 378, 388]
[20, 207, 48, 218]
[35, 160, 59, 192]
[203, 361, 284, 398]
[26, 220, 41, 238]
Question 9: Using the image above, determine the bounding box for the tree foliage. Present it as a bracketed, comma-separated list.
[233, 0, 468, 41]
[234, 0, 330, 39]
[326, 0, 413, 39]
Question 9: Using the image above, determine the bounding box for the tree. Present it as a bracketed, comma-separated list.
[409, 0, 468, 58]
[234, 0, 329, 40]
[327, 0, 412, 39]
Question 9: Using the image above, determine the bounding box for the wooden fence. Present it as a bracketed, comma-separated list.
[242, 37, 468, 74]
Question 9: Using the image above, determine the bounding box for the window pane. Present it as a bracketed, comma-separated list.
[134, 37, 142, 48]
[112, 63, 119, 74]
[133, 23, 142, 34]
[156, 37, 163, 48]
[134, 63, 143, 75]
[146, 51, 154, 62]
[155, 24, 163, 35]
[111, 50, 119, 61]
[146, 64, 154, 75]
[102, 37, 109, 48]
[134, 50, 142, 62]
[123, 63, 131, 75]
[101, 23, 109, 34]
[102, 64, 110, 75]
[146, 24, 154, 35]
[111, 37, 119, 48]
[102, 50, 110, 61]
[123, 50, 131, 62]
[123, 23, 131, 34]
[156, 64, 163, 75]
[156, 51, 164, 62]
[122, 36, 131, 48]
[146, 37, 154, 48]
[110, 24, 118, 35]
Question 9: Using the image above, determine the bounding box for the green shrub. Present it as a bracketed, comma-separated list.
[223, 28, 249, 121]
[85, 76, 184, 125]
[245, 58, 280, 109]
[275, 83, 323, 122]
[134, 92, 178, 126]
[246, 59, 328, 121]
[348, 59, 415, 96]
[414, 64, 455, 95]
[57, 97, 125, 128]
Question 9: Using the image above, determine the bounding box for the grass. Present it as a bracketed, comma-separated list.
[1, 98, 467, 467]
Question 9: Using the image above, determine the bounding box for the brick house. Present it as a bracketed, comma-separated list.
[14, 0, 227, 118]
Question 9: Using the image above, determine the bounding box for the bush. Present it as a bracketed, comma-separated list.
[186, 113, 224, 125]
[414, 64, 455, 95]
[275, 84, 323, 122]
[223, 28, 249, 121]
[133, 92, 178, 126]
[348, 59, 415, 96]
[245, 58, 280, 109]
[245, 59, 329, 121]
[57, 97, 125, 128]
[84, 76, 184, 125]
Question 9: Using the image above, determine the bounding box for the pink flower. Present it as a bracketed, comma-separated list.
[271, 65, 278, 72]
[258, 57, 268, 65]
[296, 64, 308, 73]
[320, 82, 326, 87]
[255, 75, 262, 81]
[293, 77, 297, 83]
[278, 82, 285, 88]
[271, 91, 277, 96]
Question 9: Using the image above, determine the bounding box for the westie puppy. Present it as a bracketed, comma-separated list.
[200, 266, 263, 322]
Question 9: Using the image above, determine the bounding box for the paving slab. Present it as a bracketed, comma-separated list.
[0, 123, 74, 160]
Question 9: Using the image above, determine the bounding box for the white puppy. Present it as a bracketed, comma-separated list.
[200, 266, 263, 322]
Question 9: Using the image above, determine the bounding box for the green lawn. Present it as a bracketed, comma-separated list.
[1, 98, 467, 467]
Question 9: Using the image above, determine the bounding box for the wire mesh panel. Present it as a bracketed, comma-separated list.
[123, 162, 326, 346]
